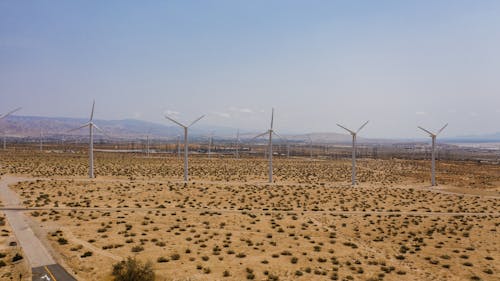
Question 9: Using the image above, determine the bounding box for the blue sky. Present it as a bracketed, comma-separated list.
[1, 1, 500, 138]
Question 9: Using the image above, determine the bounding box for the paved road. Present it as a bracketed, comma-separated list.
[0, 176, 56, 267]
[0, 176, 76, 280]
[33, 264, 76, 281]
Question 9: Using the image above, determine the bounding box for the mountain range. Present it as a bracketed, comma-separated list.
[1, 115, 500, 144]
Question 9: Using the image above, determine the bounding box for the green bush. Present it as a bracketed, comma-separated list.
[112, 257, 155, 281]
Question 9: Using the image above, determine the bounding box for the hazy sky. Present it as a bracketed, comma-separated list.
[1, 1, 500, 138]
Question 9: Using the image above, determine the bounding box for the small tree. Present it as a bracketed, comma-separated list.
[112, 257, 155, 281]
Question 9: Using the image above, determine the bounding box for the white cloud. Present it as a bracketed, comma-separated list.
[212, 112, 231, 118]
[164, 110, 180, 117]
[416, 111, 427, 115]
[229, 107, 253, 113]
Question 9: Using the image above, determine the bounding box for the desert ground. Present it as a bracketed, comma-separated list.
[0, 149, 498, 281]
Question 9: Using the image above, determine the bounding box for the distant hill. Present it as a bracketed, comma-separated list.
[0, 115, 369, 143]
[0, 115, 252, 141]
[0, 115, 175, 139]
[3, 115, 498, 144]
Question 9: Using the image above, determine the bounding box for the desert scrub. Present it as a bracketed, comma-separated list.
[112, 257, 154, 281]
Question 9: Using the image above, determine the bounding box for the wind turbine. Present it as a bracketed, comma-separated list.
[164, 114, 205, 181]
[337, 121, 369, 186]
[207, 131, 214, 158]
[253, 108, 284, 183]
[0, 107, 21, 150]
[39, 127, 43, 152]
[418, 124, 448, 186]
[307, 135, 313, 160]
[235, 129, 240, 159]
[279, 136, 290, 158]
[67, 100, 106, 178]
[145, 128, 151, 157]
[273, 132, 289, 158]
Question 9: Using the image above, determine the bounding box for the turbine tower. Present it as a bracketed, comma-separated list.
[164, 114, 205, 181]
[253, 108, 283, 183]
[418, 124, 448, 186]
[337, 121, 369, 186]
[0, 107, 22, 150]
[67, 100, 106, 178]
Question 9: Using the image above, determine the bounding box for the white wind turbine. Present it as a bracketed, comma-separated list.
[67, 100, 106, 178]
[418, 124, 448, 187]
[145, 128, 151, 157]
[164, 114, 205, 181]
[253, 108, 284, 183]
[337, 121, 369, 186]
[207, 131, 214, 158]
[0, 107, 21, 150]
[280, 136, 290, 158]
[307, 135, 313, 160]
[235, 129, 240, 159]
[273, 132, 289, 158]
[39, 127, 43, 152]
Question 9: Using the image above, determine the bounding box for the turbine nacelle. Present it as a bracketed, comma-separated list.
[418, 124, 448, 138]
[164, 114, 205, 129]
[337, 120, 369, 136]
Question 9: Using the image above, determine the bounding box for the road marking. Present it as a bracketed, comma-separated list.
[44, 265, 57, 281]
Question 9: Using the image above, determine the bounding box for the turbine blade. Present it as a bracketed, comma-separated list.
[92, 124, 104, 133]
[270, 108, 274, 130]
[67, 122, 90, 133]
[164, 115, 187, 128]
[0, 107, 22, 120]
[417, 126, 434, 136]
[356, 120, 369, 133]
[188, 115, 205, 127]
[272, 131, 287, 142]
[90, 100, 95, 121]
[93, 124, 112, 138]
[437, 123, 448, 135]
[337, 124, 355, 135]
[252, 131, 269, 140]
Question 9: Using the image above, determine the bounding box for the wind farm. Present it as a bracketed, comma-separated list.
[1, 1, 500, 281]
[0, 105, 499, 281]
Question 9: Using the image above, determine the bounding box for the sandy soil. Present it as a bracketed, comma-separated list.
[0, 151, 499, 281]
